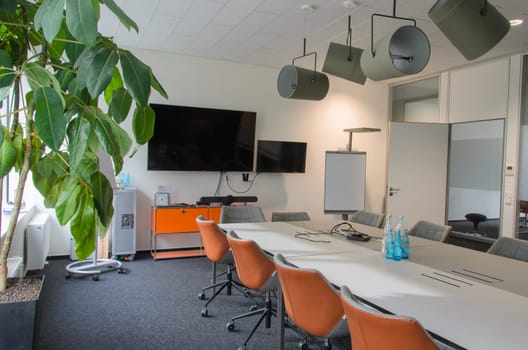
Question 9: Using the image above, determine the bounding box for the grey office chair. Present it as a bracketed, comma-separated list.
[408, 220, 451, 242]
[271, 211, 310, 222]
[349, 210, 384, 228]
[220, 205, 266, 223]
[487, 237, 528, 262]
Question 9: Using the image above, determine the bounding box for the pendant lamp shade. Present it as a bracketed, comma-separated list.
[429, 0, 510, 61]
[322, 43, 366, 85]
[360, 25, 430, 81]
[277, 65, 329, 101]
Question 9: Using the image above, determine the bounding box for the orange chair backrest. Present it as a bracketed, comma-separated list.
[226, 231, 275, 291]
[340, 286, 439, 350]
[196, 216, 230, 263]
[274, 254, 344, 338]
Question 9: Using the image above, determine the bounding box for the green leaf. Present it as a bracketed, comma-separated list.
[90, 171, 114, 227]
[108, 88, 131, 123]
[67, 115, 91, 172]
[0, 86, 10, 103]
[55, 63, 75, 90]
[24, 62, 53, 90]
[0, 0, 16, 14]
[34, 0, 65, 43]
[34, 87, 66, 151]
[149, 67, 168, 99]
[55, 177, 81, 225]
[103, 67, 123, 104]
[70, 186, 96, 261]
[64, 30, 85, 62]
[47, 26, 68, 61]
[0, 126, 3, 145]
[0, 49, 15, 88]
[103, 0, 138, 33]
[12, 128, 23, 170]
[65, 0, 97, 46]
[77, 155, 98, 180]
[85, 47, 119, 98]
[132, 104, 155, 145]
[93, 109, 131, 173]
[119, 51, 151, 106]
[75, 46, 103, 90]
[0, 137, 16, 177]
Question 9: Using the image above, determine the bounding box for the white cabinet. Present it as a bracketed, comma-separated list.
[112, 188, 136, 259]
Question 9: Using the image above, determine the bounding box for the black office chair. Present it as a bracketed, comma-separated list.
[465, 213, 487, 234]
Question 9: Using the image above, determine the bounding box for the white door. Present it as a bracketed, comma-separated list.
[386, 122, 449, 228]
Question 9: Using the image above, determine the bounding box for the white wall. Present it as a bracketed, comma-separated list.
[118, 49, 389, 251]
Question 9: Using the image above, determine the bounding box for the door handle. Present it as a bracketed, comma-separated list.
[388, 187, 400, 196]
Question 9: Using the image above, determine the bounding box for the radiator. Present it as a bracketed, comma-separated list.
[25, 212, 50, 272]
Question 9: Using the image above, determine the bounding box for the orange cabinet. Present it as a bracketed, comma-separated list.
[150, 206, 220, 259]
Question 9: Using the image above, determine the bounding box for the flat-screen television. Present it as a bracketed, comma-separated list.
[148, 104, 256, 171]
[256, 140, 307, 173]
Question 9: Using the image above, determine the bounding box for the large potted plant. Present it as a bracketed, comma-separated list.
[0, 0, 166, 347]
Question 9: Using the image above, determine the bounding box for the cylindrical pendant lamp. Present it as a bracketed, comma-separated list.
[428, 0, 510, 61]
[323, 43, 366, 85]
[360, 25, 430, 81]
[277, 65, 329, 101]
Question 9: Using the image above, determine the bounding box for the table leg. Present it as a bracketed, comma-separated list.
[277, 287, 285, 350]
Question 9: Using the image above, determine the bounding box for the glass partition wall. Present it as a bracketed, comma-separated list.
[447, 120, 504, 239]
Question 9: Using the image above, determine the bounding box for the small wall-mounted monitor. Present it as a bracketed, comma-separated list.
[256, 140, 307, 173]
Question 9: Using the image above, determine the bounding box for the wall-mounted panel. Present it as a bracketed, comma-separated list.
[449, 58, 510, 123]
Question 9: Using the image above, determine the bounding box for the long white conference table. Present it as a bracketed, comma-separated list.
[220, 220, 528, 350]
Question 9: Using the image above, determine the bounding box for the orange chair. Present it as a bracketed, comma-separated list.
[273, 253, 349, 350]
[225, 230, 279, 350]
[196, 216, 249, 317]
[340, 286, 440, 350]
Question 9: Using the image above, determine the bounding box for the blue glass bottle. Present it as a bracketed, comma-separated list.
[397, 216, 409, 259]
[393, 229, 402, 261]
[383, 215, 394, 259]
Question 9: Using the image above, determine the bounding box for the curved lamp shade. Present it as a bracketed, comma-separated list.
[322, 42, 366, 85]
[360, 25, 430, 81]
[429, 0, 510, 61]
[277, 65, 329, 101]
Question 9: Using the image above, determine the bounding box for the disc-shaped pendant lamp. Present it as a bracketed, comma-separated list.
[277, 38, 329, 101]
[360, 25, 430, 81]
[428, 0, 510, 61]
[322, 15, 366, 85]
[360, 1, 430, 81]
[277, 65, 329, 100]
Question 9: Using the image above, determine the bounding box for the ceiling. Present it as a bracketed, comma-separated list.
[99, 0, 528, 84]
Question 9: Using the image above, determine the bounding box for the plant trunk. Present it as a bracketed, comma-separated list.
[0, 119, 33, 293]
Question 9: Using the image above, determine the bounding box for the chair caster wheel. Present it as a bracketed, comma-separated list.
[323, 339, 332, 350]
[249, 304, 258, 312]
[201, 308, 208, 317]
[198, 292, 206, 300]
[65, 273, 71, 279]
[117, 268, 125, 274]
[92, 274, 100, 281]
[237, 346, 246, 350]
[298, 340, 308, 350]
[226, 321, 235, 331]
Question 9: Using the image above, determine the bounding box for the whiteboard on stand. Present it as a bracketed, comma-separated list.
[324, 151, 366, 214]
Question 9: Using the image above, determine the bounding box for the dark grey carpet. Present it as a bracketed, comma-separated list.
[37, 253, 351, 350]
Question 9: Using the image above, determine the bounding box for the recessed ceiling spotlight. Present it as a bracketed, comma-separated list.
[510, 19, 524, 26]
[300, 4, 315, 12]
[343, 0, 359, 9]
